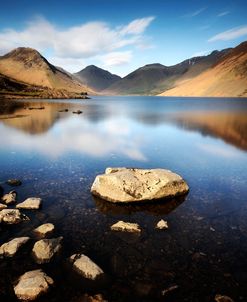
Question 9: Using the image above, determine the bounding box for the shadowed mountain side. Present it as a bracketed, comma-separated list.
[0, 47, 94, 95]
[103, 49, 230, 95]
[74, 65, 121, 92]
[159, 41, 247, 97]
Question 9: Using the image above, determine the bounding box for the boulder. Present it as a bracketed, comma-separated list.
[215, 295, 234, 302]
[2, 190, 17, 205]
[6, 179, 22, 186]
[32, 237, 63, 264]
[70, 254, 104, 280]
[0, 209, 29, 224]
[0, 237, 30, 257]
[0, 203, 7, 210]
[156, 219, 168, 230]
[91, 168, 189, 203]
[17, 197, 42, 210]
[14, 269, 54, 301]
[111, 221, 141, 233]
[33, 223, 55, 238]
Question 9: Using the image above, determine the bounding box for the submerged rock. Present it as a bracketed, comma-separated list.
[14, 269, 54, 301]
[111, 221, 141, 233]
[215, 295, 235, 302]
[0, 237, 30, 257]
[0, 209, 29, 224]
[73, 110, 82, 114]
[17, 197, 42, 210]
[156, 219, 168, 230]
[32, 237, 63, 264]
[33, 223, 55, 238]
[91, 167, 189, 203]
[70, 254, 104, 280]
[6, 179, 22, 186]
[2, 190, 17, 205]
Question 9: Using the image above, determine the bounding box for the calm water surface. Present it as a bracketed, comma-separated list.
[0, 96, 247, 302]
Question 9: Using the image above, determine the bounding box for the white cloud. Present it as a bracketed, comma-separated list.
[183, 7, 206, 18]
[217, 11, 230, 17]
[101, 51, 132, 67]
[120, 16, 155, 35]
[192, 50, 211, 57]
[0, 16, 155, 69]
[208, 25, 247, 42]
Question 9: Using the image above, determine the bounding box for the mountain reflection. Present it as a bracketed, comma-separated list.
[0, 98, 247, 158]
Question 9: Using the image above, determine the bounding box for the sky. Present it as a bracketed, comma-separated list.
[0, 0, 247, 76]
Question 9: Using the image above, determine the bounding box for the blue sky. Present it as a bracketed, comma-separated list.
[0, 0, 247, 76]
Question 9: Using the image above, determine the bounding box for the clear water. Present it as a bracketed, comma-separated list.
[0, 96, 247, 302]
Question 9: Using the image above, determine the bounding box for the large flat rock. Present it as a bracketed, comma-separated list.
[0, 209, 29, 224]
[91, 167, 189, 203]
[32, 237, 62, 264]
[17, 197, 42, 210]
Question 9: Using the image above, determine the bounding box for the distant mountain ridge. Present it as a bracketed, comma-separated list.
[103, 48, 232, 95]
[74, 65, 121, 92]
[159, 41, 247, 97]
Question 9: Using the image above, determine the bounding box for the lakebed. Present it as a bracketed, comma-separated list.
[0, 96, 247, 302]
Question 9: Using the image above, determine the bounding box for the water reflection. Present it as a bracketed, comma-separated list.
[94, 195, 186, 215]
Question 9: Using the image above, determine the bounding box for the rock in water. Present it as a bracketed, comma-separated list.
[91, 167, 189, 203]
[6, 179, 22, 186]
[156, 219, 168, 230]
[0, 237, 30, 257]
[70, 254, 104, 280]
[2, 190, 17, 205]
[111, 221, 141, 233]
[0, 203, 7, 210]
[0, 209, 29, 224]
[32, 237, 63, 264]
[16, 197, 42, 210]
[215, 295, 235, 302]
[14, 269, 54, 301]
[33, 223, 55, 238]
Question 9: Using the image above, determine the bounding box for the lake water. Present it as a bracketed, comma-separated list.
[0, 96, 247, 302]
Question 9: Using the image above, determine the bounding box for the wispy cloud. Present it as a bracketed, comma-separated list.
[208, 25, 247, 42]
[184, 7, 206, 18]
[100, 51, 133, 67]
[217, 11, 230, 17]
[0, 16, 155, 71]
[192, 50, 211, 57]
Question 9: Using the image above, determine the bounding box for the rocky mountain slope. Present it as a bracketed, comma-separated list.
[159, 41, 247, 97]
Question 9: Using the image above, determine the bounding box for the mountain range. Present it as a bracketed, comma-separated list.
[0, 41, 246, 98]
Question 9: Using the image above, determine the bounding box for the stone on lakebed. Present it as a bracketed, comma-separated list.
[0, 237, 30, 257]
[0, 209, 29, 224]
[91, 167, 189, 203]
[14, 269, 54, 301]
[16, 197, 42, 210]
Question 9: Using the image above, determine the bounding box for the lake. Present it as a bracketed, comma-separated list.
[0, 96, 247, 302]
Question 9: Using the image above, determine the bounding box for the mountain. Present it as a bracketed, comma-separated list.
[104, 49, 230, 95]
[159, 41, 247, 97]
[74, 65, 121, 92]
[0, 47, 93, 96]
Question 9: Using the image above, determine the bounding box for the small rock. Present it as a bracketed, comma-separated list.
[215, 294, 235, 302]
[70, 254, 104, 280]
[73, 110, 82, 114]
[33, 223, 55, 238]
[156, 219, 168, 230]
[16, 197, 42, 210]
[0, 203, 7, 210]
[32, 237, 63, 264]
[14, 269, 54, 301]
[0, 209, 29, 224]
[6, 179, 22, 186]
[161, 285, 179, 296]
[2, 190, 17, 205]
[0, 237, 30, 257]
[111, 221, 141, 233]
